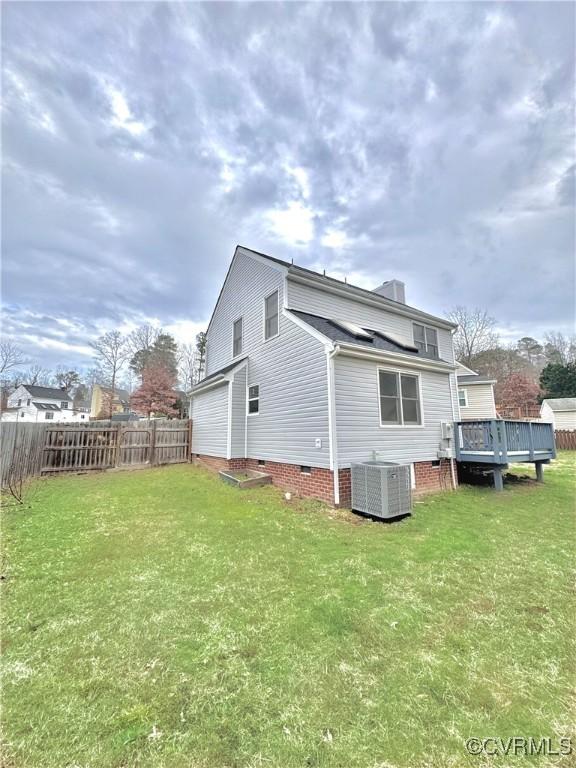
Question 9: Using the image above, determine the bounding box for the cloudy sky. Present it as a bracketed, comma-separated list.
[2, 1, 574, 370]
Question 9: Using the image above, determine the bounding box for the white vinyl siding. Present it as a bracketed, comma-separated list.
[334, 355, 454, 467]
[287, 278, 454, 362]
[552, 411, 576, 430]
[191, 384, 229, 457]
[457, 383, 497, 420]
[204, 249, 330, 467]
[230, 367, 247, 458]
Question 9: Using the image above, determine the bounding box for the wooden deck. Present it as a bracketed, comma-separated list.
[454, 419, 556, 490]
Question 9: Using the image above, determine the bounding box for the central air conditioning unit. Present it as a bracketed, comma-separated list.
[351, 461, 412, 519]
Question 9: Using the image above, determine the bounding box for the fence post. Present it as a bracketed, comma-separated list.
[188, 419, 193, 462]
[150, 421, 157, 466]
[115, 424, 122, 467]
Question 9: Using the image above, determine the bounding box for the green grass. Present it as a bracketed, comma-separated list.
[2, 455, 575, 768]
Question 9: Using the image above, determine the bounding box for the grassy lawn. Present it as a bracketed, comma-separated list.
[2, 455, 575, 768]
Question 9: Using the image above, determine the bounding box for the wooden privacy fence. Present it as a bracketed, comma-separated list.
[1, 419, 192, 489]
[555, 430, 576, 451]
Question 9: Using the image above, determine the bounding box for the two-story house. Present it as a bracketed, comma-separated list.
[191, 246, 461, 506]
[4, 385, 86, 422]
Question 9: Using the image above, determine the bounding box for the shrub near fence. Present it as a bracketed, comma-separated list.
[555, 430, 576, 451]
[1, 419, 192, 491]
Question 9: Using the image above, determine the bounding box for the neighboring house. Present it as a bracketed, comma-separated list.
[191, 246, 460, 506]
[540, 398, 576, 431]
[3, 385, 87, 423]
[456, 363, 497, 420]
[90, 384, 130, 417]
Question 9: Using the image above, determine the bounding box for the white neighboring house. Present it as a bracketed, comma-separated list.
[455, 363, 497, 420]
[540, 398, 576, 431]
[2, 385, 88, 423]
[191, 245, 461, 506]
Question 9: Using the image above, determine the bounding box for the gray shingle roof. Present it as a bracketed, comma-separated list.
[33, 402, 61, 411]
[24, 385, 71, 399]
[543, 398, 576, 412]
[457, 374, 497, 384]
[193, 357, 247, 392]
[289, 309, 450, 363]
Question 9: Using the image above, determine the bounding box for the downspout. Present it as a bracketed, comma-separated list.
[326, 345, 341, 506]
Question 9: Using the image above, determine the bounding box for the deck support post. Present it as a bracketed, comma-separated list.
[493, 466, 504, 492]
[535, 461, 544, 483]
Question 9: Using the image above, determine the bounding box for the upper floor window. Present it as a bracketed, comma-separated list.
[27, 399, 31, 406]
[458, 389, 468, 408]
[264, 290, 279, 340]
[233, 317, 243, 357]
[378, 370, 422, 426]
[61, 401, 68, 410]
[248, 384, 259, 414]
[17, 399, 21, 406]
[413, 323, 439, 358]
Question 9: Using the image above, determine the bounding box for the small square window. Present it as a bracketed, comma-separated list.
[431, 460, 440, 468]
[61, 401, 68, 410]
[300, 466, 312, 475]
[45, 412, 54, 420]
[258, 459, 265, 466]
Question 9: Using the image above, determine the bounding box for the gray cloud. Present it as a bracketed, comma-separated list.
[2, 1, 574, 370]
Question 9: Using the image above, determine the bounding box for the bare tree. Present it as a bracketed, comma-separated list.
[90, 331, 130, 419]
[544, 332, 576, 365]
[0, 341, 27, 375]
[448, 306, 499, 366]
[54, 368, 81, 392]
[178, 343, 196, 391]
[127, 324, 162, 378]
[21, 364, 53, 386]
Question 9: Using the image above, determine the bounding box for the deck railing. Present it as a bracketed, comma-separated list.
[454, 419, 556, 464]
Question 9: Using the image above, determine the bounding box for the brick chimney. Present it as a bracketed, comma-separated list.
[373, 279, 406, 304]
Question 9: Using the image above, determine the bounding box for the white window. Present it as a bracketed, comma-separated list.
[248, 384, 259, 414]
[27, 399, 31, 406]
[458, 388, 468, 408]
[413, 323, 439, 358]
[264, 290, 279, 340]
[17, 399, 21, 406]
[61, 401, 68, 410]
[378, 370, 422, 426]
[45, 412, 54, 420]
[233, 317, 243, 357]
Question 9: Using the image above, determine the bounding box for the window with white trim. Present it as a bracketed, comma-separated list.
[264, 290, 279, 340]
[248, 384, 259, 414]
[233, 317, 243, 357]
[45, 412, 54, 420]
[413, 323, 439, 358]
[378, 370, 422, 425]
[61, 401, 68, 410]
[458, 388, 468, 407]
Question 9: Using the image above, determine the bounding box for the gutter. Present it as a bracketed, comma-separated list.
[326, 344, 341, 507]
[336, 342, 457, 373]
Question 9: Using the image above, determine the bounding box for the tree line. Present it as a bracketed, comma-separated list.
[0, 328, 207, 419]
[449, 307, 576, 408]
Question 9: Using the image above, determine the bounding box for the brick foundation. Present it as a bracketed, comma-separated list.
[193, 454, 457, 506]
[413, 459, 457, 494]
